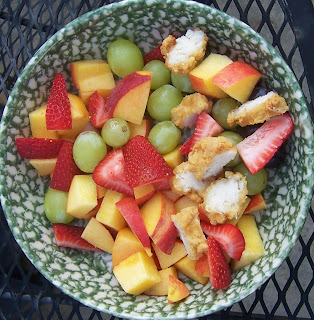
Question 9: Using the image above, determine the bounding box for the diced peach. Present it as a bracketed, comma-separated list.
[162, 190, 182, 203]
[244, 193, 267, 214]
[129, 119, 151, 139]
[168, 275, 190, 303]
[174, 196, 198, 213]
[29, 158, 57, 177]
[162, 145, 184, 170]
[133, 183, 155, 206]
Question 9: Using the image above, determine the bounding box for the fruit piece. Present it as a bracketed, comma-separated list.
[93, 149, 134, 196]
[128, 119, 151, 139]
[88, 92, 111, 128]
[96, 190, 127, 233]
[201, 222, 245, 261]
[174, 196, 198, 213]
[15, 137, 63, 159]
[218, 131, 243, 166]
[174, 256, 208, 284]
[143, 60, 171, 90]
[50, 141, 82, 192]
[44, 188, 74, 224]
[153, 178, 172, 191]
[244, 193, 267, 214]
[133, 183, 155, 206]
[46, 73, 72, 130]
[108, 71, 152, 125]
[231, 214, 265, 271]
[236, 113, 294, 174]
[53, 224, 102, 252]
[123, 135, 174, 188]
[212, 98, 239, 129]
[195, 254, 209, 277]
[207, 236, 231, 290]
[189, 53, 233, 98]
[162, 189, 181, 203]
[83, 198, 103, 219]
[66, 174, 98, 219]
[143, 43, 164, 64]
[29, 158, 57, 177]
[112, 227, 147, 267]
[168, 275, 190, 303]
[171, 71, 194, 93]
[211, 61, 262, 103]
[162, 145, 184, 170]
[96, 185, 107, 199]
[101, 118, 130, 148]
[113, 251, 161, 295]
[81, 217, 114, 253]
[116, 197, 152, 257]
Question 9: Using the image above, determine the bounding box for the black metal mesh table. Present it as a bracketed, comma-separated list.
[0, 0, 313, 319]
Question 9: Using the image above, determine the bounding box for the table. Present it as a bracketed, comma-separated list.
[0, 0, 313, 319]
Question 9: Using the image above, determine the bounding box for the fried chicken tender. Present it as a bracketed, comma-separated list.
[171, 206, 208, 260]
[188, 136, 237, 180]
[161, 29, 208, 75]
[200, 171, 248, 225]
[171, 93, 213, 129]
[227, 91, 289, 127]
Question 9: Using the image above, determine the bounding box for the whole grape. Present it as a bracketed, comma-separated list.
[101, 118, 130, 148]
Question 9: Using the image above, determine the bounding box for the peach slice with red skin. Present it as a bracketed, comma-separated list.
[168, 275, 190, 303]
[244, 193, 267, 214]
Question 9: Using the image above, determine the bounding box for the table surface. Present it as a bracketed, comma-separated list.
[0, 0, 313, 319]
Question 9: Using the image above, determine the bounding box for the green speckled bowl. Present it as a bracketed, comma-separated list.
[0, 0, 313, 319]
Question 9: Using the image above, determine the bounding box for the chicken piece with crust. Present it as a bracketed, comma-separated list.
[171, 93, 213, 129]
[161, 29, 208, 75]
[200, 171, 248, 225]
[227, 91, 289, 127]
[171, 206, 208, 260]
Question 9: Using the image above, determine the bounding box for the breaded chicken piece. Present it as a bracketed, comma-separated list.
[227, 91, 289, 127]
[171, 93, 213, 129]
[171, 161, 212, 203]
[171, 206, 208, 260]
[161, 29, 208, 75]
[188, 136, 237, 180]
[200, 171, 248, 225]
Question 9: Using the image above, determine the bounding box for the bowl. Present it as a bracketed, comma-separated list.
[0, 0, 313, 319]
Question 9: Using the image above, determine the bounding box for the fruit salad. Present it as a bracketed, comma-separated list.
[15, 28, 294, 303]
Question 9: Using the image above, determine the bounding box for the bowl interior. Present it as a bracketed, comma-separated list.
[1, 0, 314, 319]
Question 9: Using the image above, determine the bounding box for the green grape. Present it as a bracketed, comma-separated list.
[107, 38, 144, 78]
[147, 84, 183, 121]
[171, 71, 194, 93]
[142, 60, 171, 90]
[234, 162, 268, 195]
[212, 98, 239, 129]
[101, 117, 130, 148]
[73, 131, 107, 173]
[44, 188, 74, 224]
[218, 131, 243, 167]
[148, 121, 181, 154]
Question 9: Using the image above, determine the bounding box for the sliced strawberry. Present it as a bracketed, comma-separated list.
[92, 149, 134, 196]
[143, 43, 164, 64]
[123, 135, 174, 188]
[50, 141, 82, 192]
[53, 224, 102, 252]
[46, 73, 72, 130]
[15, 137, 63, 159]
[237, 113, 294, 174]
[207, 236, 231, 290]
[201, 222, 245, 261]
[89, 91, 112, 128]
[180, 111, 223, 156]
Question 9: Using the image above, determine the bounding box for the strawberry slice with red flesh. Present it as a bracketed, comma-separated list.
[92, 149, 134, 196]
[46, 73, 72, 130]
[53, 224, 102, 252]
[15, 137, 63, 159]
[201, 222, 245, 261]
[123, 135, 174, 188]
[50, 141, 82, 192]
[143, 44, 164, 64]
[207, 236, 231, 290]
[180, 111, 223, 156]
[89, 91, 112, 128]
[236, 113, 294, 174]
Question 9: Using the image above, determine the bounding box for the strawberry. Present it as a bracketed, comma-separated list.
[50, 141, 82, 192]
[92, 149, 134, 196]
[46, 73, 72, 130]
[201, 222, 245, 261]
[236, 113, 294, 174]
[89, 91, 112, 128]
[53, 224, 102, 252]
[153, 178, 172, 190]
[143, 43, 164, 64]
[15, 137, 63, 159]
[180, 111, 223, 156]
[207, 236, 231, 290]
[123, 135, 174, 188]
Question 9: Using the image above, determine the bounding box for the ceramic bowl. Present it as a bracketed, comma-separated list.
[0, 0, 313, 319]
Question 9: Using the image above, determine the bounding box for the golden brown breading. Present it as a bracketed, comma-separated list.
[160, 29, 208, 75]
[171, 206, 208, 260]
[227, 91, 289, 127]
[171, 93, 213, 129]
[188, 136, 237, 180]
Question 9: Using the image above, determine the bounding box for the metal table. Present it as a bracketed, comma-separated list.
[0, 0, 313, 319]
